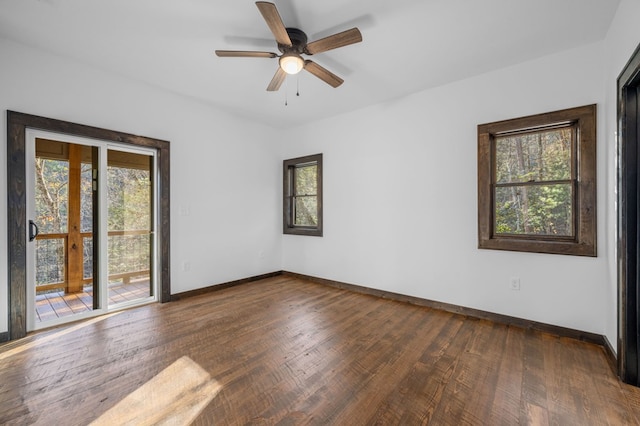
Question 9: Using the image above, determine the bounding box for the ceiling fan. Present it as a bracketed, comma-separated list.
[215, 1, 363, 91]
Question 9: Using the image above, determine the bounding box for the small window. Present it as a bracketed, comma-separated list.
[283, 154, 322, 236]
[478, 104, 596, 256]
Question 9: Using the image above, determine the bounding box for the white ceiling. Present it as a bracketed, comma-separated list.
[0, 0, 620, 129]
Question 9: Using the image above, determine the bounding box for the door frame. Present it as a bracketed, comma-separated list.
[618, 42, 640, 384]
[7, 111, 171, 341]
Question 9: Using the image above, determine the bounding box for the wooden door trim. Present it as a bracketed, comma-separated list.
[6, 111, 171, 341]
[618, 42, 640, 384]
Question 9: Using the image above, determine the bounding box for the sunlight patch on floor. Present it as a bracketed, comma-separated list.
[90, 356, 221, 426]
[0, 312, 121, 361]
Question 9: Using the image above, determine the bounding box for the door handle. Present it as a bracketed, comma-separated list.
[29, 220, 39, 242]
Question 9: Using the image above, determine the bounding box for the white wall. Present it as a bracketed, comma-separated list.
[602, 0, 640, 350]
[0, 38, 282, 334]
[282, 41, 610, 335]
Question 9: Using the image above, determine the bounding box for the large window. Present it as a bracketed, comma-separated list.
[478, 104, 596, 256]
[283, 154, 323, 236]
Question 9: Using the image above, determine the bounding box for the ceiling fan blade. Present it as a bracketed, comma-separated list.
[304, 60, 344, 88]
[305, 28, 362, 55]
[267, 67, 287, 91]
[215, 50, 278, 58]
[255, 1, 292, 46]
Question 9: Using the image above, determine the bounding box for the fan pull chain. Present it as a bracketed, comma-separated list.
[297, 76, 300, 97]
[285, 78, 288, 106]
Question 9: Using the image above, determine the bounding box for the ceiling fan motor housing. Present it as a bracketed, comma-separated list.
[279, 28, 308, 54]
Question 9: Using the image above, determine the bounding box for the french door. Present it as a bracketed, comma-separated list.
[26, 130, 158, 331]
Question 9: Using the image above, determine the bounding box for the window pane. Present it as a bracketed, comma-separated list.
[495, 184, 573, 236]
[294, 196, 318, 226]
[294, 164, 317, 196]
[107, 165, 151, 232]
[80, 163, 93, 233]
[35, 238, 65, 286]
[35, 158, 69, 234]
[83, 236, 93, 280]
[496, 127, 572, 184]
[107, 150, 152, 304]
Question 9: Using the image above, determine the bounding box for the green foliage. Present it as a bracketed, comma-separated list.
[494, 127, 573, 236]
[35, 158, 69, 234]
[35, 154, 152, 288]
[108, 166, 151, 231]
[293, 164, 318, 226]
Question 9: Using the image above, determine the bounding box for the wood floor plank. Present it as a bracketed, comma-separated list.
[541, 334, 592, 424]
[35, 297, 55, 322]
[283, 301, 426, 423]
[334, 308, 455, 425]
[363, 312, 464, 424]
[414, 318, 484, 424]
[519, 329, 551, 424]
[2, 276, 640, 425]
[488, 326, 524, 424]
[447, 319, 508, 424]
[64, 293, 91, 314]
[35, 282, 150, 324]
[77, 291, 94, 309]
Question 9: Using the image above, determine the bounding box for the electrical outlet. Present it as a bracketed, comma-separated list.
[182, 261, 191, 272]
[510, 277, 520, 291]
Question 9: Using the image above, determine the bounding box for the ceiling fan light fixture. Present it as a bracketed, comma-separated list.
[279, 53, 304, 74]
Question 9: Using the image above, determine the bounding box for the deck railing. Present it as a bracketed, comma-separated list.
[35, 230, 151, 293]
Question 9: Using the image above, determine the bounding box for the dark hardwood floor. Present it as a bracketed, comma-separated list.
[1, 275, 639, 425]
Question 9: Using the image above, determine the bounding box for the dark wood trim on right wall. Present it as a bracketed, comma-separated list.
[617, 42, 640, 386]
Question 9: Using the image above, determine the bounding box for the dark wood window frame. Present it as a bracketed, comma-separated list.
[283, 153, 323, 237]
[7, 111, 171, 341]
[478, 104, 597, 256]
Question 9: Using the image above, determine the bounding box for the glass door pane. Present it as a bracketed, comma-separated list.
[107, 149, 155, 307]
[33, 139, 97, 324]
